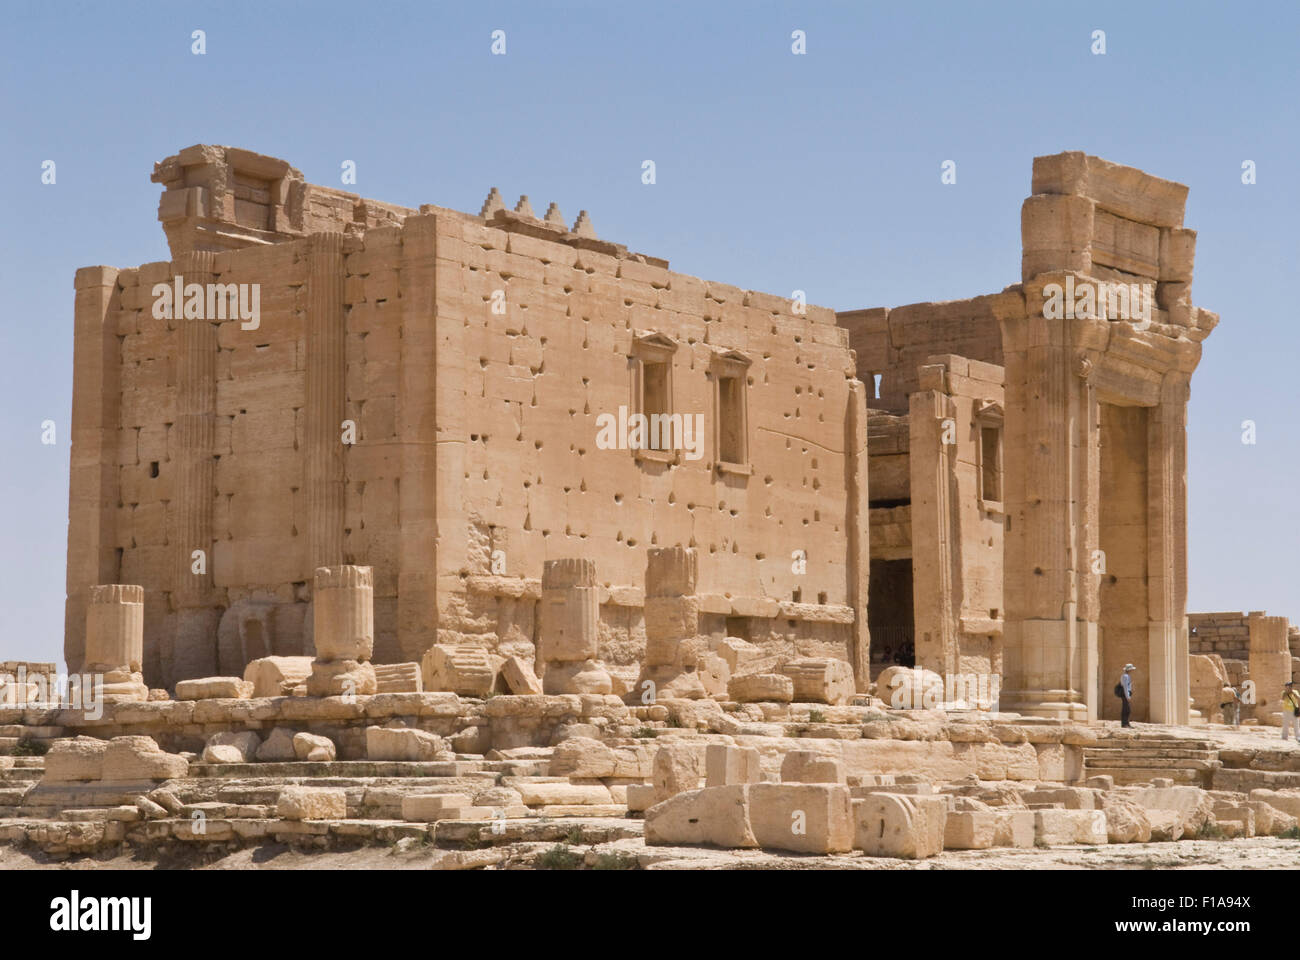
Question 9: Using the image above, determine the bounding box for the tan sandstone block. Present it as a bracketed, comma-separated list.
[728, 673, 794, 703]
[644, 785, 757, 848]
[176, 676, 254, 700]
[944, 810, 996, 850]
[365, 725, 448, 761]
[43, 736, 108, 783]
[277, 786, 347, 821]
[244, 656, 314, 698]
[749, 783, 853, 854]
[854, 793, 947, 859]
[102, 736, 188, 782]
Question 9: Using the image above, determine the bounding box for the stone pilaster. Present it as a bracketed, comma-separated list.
[397, 215, 441, 662]
[845, 379, 871, 691]
[1147, 375, 1190, 723]
[65, 266, 122, 676]
[306, 232, 346, 568]
[999, 311, 1093, 721]
[170, 250, 221, 684]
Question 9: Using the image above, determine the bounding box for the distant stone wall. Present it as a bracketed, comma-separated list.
[1188, 612, 1251, 661]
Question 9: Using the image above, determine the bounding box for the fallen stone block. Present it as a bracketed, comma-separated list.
[993, 809, 1036, 847]
[1248, 788, 1300, 821]
[202, 730, 261, 764]
[175, 676, 253, 700]
[645, 785, 757, 848]
[501, 656, 544, 695]
[373, 662, 423, 694]
[135, 795, 168, 819]
[875, 665, 943, 710]
[728, 673, 794, 703]
[255, 727, 298, 762]
[293, 732, 336, 762]
[549, 737, 617, 779]
[1023, 786, 1100, 810]
[421, 644, 501, 697]
[243, 656, 314, 698]
[306, 659, 377, 697]
[1248, 800, 1297, 837]
[651, 742, 703, 803]
[102, 736, 188, 782]
[704, 743, 761, 787]
[1035, 808, 1108, 845]
[778, 657, 856, 705]
[277, 786, 347, 821]
[148, 788, 183, 814]
[516, 782, 612, 806]
[944, 810, 996, 850]
[1131, 785, 1213, 837]
[626, 784, 657, 813]
[1212, 800, 1255, 838]
[780, 750, 845, 784]
[43, 736, 107, 783]
[1102, 796, 1152, 843]
[749, 783, 854, 854]
[1147, 809, 1185, 842]
[365, 725, 448, 761]
[855, 793, 947, 858]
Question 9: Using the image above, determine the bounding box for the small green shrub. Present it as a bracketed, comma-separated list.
[592, 851, 639, 870]
[536, 843, 582, 870]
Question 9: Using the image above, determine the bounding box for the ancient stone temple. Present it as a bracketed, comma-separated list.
[64, 146, 1213, 725]
[65, 144, 869, 695]
[842, 153, 1216, 723]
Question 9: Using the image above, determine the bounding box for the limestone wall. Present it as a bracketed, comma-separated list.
[67, 146, 869, 690]
[1189, 612, 1251, 661]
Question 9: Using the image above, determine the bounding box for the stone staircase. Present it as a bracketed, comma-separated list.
[0, 724, 64, 756]
[1082, 734, 1219, 786]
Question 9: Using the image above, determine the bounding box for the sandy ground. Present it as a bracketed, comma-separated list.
[4, 834, 1300, 870]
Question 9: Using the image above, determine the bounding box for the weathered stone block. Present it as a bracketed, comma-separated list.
[854, 793, 947, 859]
[749, 783, 854, 854]
[277, 786, 346, 821]
[645, 785, 756, 848]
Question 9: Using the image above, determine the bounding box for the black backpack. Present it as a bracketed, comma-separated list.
[1113, 681, 1124, 698]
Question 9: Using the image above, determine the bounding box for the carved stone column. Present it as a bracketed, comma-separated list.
[84, 584, 148, 702]
[539, 559, 611, 694]
[307, 565, 377, 696]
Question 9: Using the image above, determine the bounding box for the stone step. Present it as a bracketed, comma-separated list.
[1083, 755, 1216, 771]
[0, 725, 64, 739]
[0, 769, 42, 784]
[0, 787, 31, 807]
[1083, 766, 1207, 786]
[1083, 747, 1216, 760]
[185, 759, 548, 779]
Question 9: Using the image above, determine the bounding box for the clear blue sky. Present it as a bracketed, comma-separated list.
[2, 1, 1296, 664]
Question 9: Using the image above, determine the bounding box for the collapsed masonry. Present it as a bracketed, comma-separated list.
[63, 145, 1222, 727]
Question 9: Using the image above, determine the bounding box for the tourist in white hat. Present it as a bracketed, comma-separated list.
[1118, 664, 1135, 728]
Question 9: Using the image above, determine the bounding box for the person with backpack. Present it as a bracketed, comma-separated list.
[1113, 664, 1135, 728]
[1220, 683, 1241, 727]
[1281, 681, 1300, 742]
